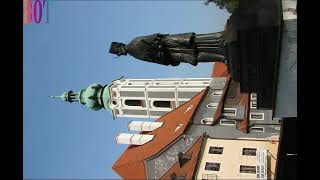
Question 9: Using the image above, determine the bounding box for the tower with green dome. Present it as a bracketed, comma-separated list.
[50, 83, 111, 111]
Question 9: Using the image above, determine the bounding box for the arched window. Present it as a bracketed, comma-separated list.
[153, 101, 171, 108]
[125, 100, 142, 106]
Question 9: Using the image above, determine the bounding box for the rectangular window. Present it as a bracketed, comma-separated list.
[251, 93, 257, 100]
[250, 112, 264, 120]
[240, 165, 256, 174]
[223, 108, 237, 116]
[242, 148, 257, 156]
[220, 119, 236, 126]
[212, 90, 223, 96]
[250, 127, 264, 133]
[208, 147, 224, 154]
[250, 101, 257, 109]
[205, 162, 220, 171]
[207, 103, 219, 108]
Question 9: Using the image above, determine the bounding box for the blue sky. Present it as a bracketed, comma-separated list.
[23, 1, 230, 179]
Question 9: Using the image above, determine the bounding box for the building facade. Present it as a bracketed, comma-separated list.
[51, 63, 282, 180]
[111, 63, 281, 180]
[195, 138, 278, 180]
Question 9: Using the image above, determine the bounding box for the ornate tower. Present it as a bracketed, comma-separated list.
[107, 78, 212, 119]
[51, 77, 213, 119]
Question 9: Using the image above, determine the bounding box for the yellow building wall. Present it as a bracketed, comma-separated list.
[195, 138, 279, 180]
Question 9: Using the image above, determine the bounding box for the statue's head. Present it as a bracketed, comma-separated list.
[109, 42, 128, 56]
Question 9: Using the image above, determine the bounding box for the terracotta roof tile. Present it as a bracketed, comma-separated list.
[112, 89, 207, 179]
[211, 75, 231, 126]
[211, 62, 229, 77]
[237, 94, 249, 133]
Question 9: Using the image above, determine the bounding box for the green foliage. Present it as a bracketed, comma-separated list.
[205, 0, 239, 13]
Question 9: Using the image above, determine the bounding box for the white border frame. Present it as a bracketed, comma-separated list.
[223, 108, 237, 116]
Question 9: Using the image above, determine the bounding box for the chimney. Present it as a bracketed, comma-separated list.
[115, 133, 154, 145]
[128, 121, 163, 132]
[178, 152, 191, 167]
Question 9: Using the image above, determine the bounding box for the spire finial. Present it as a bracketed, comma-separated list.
[49, 95, 62, 99]
[48, 92, 69, 101]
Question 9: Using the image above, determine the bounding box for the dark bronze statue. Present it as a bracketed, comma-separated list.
[109, 32, 226, 66]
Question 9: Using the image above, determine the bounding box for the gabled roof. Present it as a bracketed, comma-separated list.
[112, 89, 208, 179]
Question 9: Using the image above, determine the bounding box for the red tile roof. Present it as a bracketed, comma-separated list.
[112, 89, 208, 179]
[210, 62, 231, 125]
[211, 62, 229, 77]
[210, 63, 249, 131]
[212, 75, 231, 125]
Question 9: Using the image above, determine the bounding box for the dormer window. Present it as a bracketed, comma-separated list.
[250, 101, 257, 109]
[207, 103, 218, 108]
[220, 119, 236, 126]
[223, 108, 237, 116]
[178, 152, 191, 167]
[201, 118, 214, 125]
[250, 112, 264, 120]
[212, 90, 223, 96]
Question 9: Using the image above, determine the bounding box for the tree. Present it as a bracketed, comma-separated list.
[205, 0, 239, 13]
